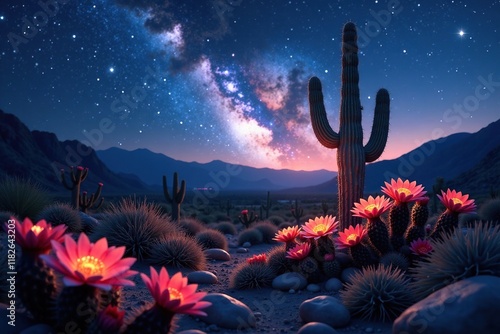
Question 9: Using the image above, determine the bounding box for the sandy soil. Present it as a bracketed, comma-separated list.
[122, 240, 394, 334]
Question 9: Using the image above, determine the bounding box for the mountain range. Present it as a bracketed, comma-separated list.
[1, 108, 499, 197]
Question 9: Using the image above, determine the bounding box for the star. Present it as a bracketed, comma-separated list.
[458, 29, 465, 37]
[109, 67, 115, 73]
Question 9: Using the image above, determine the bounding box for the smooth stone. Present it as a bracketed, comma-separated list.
[20, 324, 55, 334]
[325, 278, 343, 292]
[177, 330, 207, 334]
[242, 242, 252, 248]
[187, 271, 218, 284]
[297, 322, 338, 334]
[340, 267, 361, 284]
[272, 272, 308, 291]
[199, 293, 256, 329]
[393, 275, 500, 334]
[236, 247, 248, 253]
[299, 295, 350, 328]
[204, 248, 231, 261]
[306, 284, 321, 292]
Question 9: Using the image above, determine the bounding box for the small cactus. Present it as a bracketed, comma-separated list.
[162, 172, 186, 222]
[321, 201, 330, 216]
[60, 166, 88, 211]
[79, 182, 104, 213]
[379, 251, 409, 272]
[405, 199, 429, 244]
[260, 191, 272, 219]
[229, 262, 275, 289]
[291, 199, 304, 225]
[239, 209, 258, 228]
[322, 259, 342, 278]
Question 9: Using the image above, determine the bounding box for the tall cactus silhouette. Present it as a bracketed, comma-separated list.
[162, 172, 186, 222]
[308, 22, 390, 230]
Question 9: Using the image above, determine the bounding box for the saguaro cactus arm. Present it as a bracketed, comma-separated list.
[163, 172, 186, 204]
[364, 88, 390, 162]
[308, 77, 340, 149]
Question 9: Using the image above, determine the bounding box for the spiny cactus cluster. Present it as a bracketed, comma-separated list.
[60, 166, 104, 212]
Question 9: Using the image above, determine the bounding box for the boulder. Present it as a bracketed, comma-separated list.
[272, 272, 307, 291]
[187, 271, 218, 284]
[299, 295, 350, 328]
[204, 248, 231, 261]
[199, 293, 255, 329]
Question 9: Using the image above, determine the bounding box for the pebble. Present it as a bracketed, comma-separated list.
[199, 293, 256, 329]
[204, 248, 231, 261]
[187, 271, 218, 284]
[297, 322, 338, 334]
[325, 278, 343, 292]
[236, 247, 248, 253]
[340, 267, 361, 284]
[365, 327, 374, 333]
[242, 242, 252, 248]
[272, 272, 308, 291]
[306, 284, 321, 292]
[299, 295, 350, 328]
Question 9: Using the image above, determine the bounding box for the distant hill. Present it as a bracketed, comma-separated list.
[96, 147, 336, 191]
[445, 144, 500, 198]
[0, 110, 149, 194]
[283, 118, 500, 195]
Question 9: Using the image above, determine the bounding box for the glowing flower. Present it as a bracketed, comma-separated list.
[10, 218, 66, 254]
[437, 189, 476, 213]
[285, 243, 311, 260]
[247, 253, 267, 264]
[40, 233, 137, 290]
[335, 224, 367, 249]
[300, 215, 339, 240]
[241, 209, 249, 215]
[409, 239, 433, 256]
[351, 195, 392, 219]
[273, 225, 301, 243]
[141, 267, 211, 316]
[95, 305, 124, 332]
[381, 178, 427, 203]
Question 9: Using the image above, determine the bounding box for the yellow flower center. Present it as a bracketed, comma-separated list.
[313, 223, 327, 234]
[365, 204, 378, 211]
[417, 246, 428, 253]
[30, 225, 44, 236]
[76, 256, 105, 277]
[397, 188, 412, 196]
[296, 249, 303, 255]
[452, 197, 463, 205]
[168, 287, 184, 302]
[346, 233, 358, 244]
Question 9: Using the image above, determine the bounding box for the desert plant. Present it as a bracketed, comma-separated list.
[341, 265, 414, 322]
[479, 198, 500, 223]
[322, 259, 341, 278]
[431, 177, 445, 213]
[268, 215, 285, 226]
[405, 198, 429, 244]
[213, 221, 237, 235]
[251, 220, 278, 243]
[195, 229, 228, 251]
[277, 221, 293, 230]
[308, 22, 390, 230]
[379, 252, 409, 272]
[239, 209, 258, 228]
[91, 198, 175, 261]
[237, 228, 264, 246]
[321, 201, 330, 215]
[36, 202, 82, 233]
[178, 217, 206, 236]
[229, 262, 275, 289]
[260, 191, 272, 219]
[79, 183, 104, 213]
[336, 224, 375, 268]
[298, 256, 322, 282]
[410, 222, 500, 301]
[0, 176, 49, 219]
[163, 172, 186, 222]
[148, 234, 206, 271]
[267, 245, 291, 275]
[290, 199, 304, 225]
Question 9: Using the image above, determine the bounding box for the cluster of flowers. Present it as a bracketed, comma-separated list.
[272, 178, 476, 272]
[8, 218, 211, 333]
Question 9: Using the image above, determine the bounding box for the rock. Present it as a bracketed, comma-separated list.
[199, 293, 256, 329]
[187, 271, 218, 284]
[325, 278, 343, 292]
[236, 247, 248, 253]
[20, 324, 55, 333]
[242, 242, 252, 248]
[393, 275, 500, 334]
[272, 272, 308, 291]
[365, 327, 374, 333]
[204, 248, 231, 261]
[299, 295, 350, 328]
[0, 304, 34, 334]
[297, 322, 338, 334]
[306, 284, 321, 292]
[177, 330, 207, 334]
[340, 267, 361, 284]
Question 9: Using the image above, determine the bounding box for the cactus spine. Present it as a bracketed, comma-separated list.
[162, 172, 186, 222]
[308, 22, 390, 230]
[366, 217, 390, 257]
[405, 200, 429, 243]
[60, 166, 88, 211]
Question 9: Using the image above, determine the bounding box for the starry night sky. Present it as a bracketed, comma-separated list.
[1, 1, 499, 171]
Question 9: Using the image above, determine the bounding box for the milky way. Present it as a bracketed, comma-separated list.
[1, 0, 499, 171]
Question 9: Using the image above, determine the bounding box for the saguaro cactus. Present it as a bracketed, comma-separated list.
[60, 166, 88, 211]
[308, 22, 390, 230]
[261, 191, 272, 219]
[162, 172, 186, 222]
